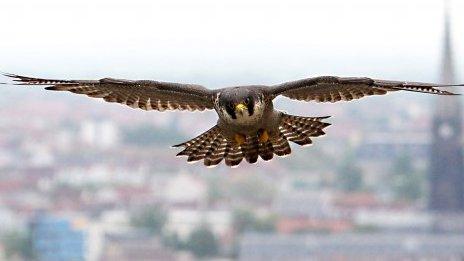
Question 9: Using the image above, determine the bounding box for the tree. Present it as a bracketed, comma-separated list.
[130, 206, 167, 235]
[186, 225, 219, 258]
[162, 232, 185, 250]
[233, 209, 255, 233]
[390, 154, 425, 201]
[229, 176, 276, 204]
[207, 176, 226, 205]
[1, 231, 33, 259]
[338, 153, 363, 192]
[392, 153, 414, 175]
[233, 209, 275, 233]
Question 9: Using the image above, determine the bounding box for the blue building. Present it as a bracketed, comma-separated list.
[30, 214, 88, 261]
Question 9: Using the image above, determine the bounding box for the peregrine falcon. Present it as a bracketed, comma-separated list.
[2, 73, 462, 167]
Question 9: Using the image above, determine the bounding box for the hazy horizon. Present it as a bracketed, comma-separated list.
[1, 0, 463, 89]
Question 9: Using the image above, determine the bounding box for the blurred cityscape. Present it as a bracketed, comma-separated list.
[3, 89, 464, 261]
[1, 4, 464, 261]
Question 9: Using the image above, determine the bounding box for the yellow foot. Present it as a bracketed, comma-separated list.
[234, 133, 246, 146]
[258, 129, 269, 143]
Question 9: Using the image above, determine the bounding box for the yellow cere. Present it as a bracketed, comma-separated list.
[235, 103, 247, 112]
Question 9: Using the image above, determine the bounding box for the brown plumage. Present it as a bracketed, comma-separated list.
[173, 113, 330, 167]
[2, 73, 461, 167]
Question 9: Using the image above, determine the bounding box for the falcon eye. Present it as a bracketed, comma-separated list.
[245, 97, 251, 104]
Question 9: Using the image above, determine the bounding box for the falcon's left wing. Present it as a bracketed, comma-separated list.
[270, 76, 461, 103]
[2, 73, 215, 111]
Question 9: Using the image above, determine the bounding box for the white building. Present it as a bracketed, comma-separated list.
[163, 174, 207, 205]
[354, 209, 432, 230]
[165, 209, 232, 240]
[79, 120, 119, 149]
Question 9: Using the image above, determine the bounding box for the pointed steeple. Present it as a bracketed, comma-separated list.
[441, 0, 453, 83]
[428, 0, 464, 212]
[436, 0, 460, 118]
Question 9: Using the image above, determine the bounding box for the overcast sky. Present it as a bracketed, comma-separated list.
[0, 0, 463, 88]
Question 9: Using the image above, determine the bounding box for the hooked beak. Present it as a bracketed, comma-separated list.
[235, 103, 247, 115]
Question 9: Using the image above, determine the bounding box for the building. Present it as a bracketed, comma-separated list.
[239, 233, 464, 261]
[79, 120, 120, 149]
[428, 1, 464, 212]
[30, 214, 102, 261]
[102, 232, 181, 261]
[353, 209, 432, 231]
[165, 209, 232, 241]
[358, 132, 430, 161]
[273, 190, 353, 233]
[163, 174, 207, 207]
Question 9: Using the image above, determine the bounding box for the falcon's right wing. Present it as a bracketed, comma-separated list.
[2, 73, 216, 111]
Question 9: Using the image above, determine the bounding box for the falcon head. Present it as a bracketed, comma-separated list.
[216, 87, 265, 124]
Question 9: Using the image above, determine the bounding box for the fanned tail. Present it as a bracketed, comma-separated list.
[174, 114, 330, 167]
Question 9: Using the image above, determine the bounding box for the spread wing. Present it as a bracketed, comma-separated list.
[2, 73, 215, 111]
[270, 76, 461, 103]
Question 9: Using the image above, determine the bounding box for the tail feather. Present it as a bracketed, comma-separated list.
[204, 140, 228, 166]
[243, 135, 259, 163]
[225, 145, 244, 167]
[186, 136, 215, 162]
[258, 141, 274, 161]
[280, 114, 331, 146]
[175, 126, 221, 162]
[273, 132, 291, 157]
[186, 133, 218, 162]
[280, 122, 313, 146]
[174, 114, 330, 167]
[175, 126, 242, 167]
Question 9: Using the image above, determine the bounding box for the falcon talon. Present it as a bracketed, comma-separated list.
[258, 129, 269, 143]
[2, 72, 462, 167]
[234, 133, 246, 146]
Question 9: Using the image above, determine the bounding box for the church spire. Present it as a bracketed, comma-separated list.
[435, 0, 460, 118]
[428, 0, 464, 213]
[441, 0, 454, 84]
